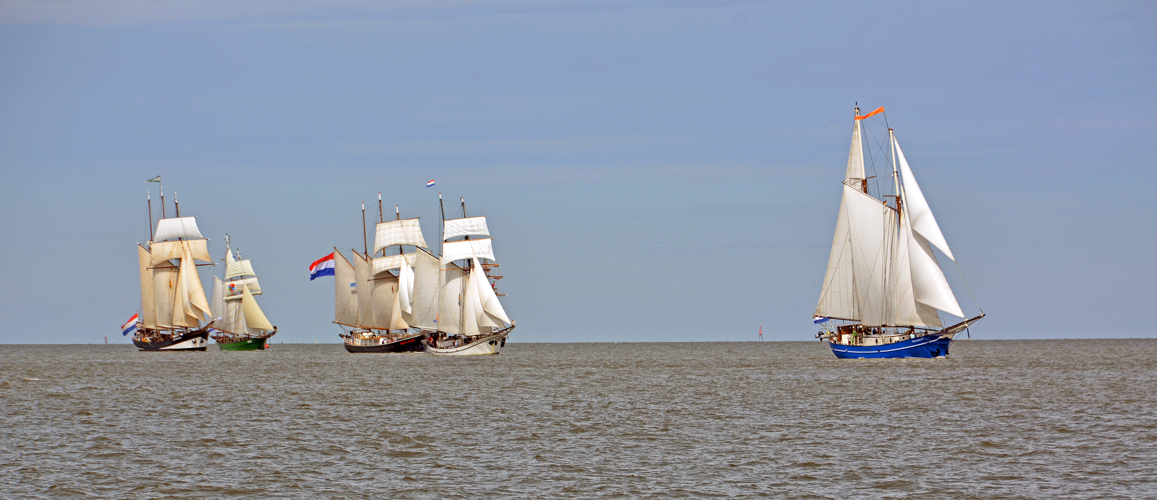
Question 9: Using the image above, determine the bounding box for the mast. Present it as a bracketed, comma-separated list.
[174, 192, 180, 218]
[146, 191, 154, 242]
[160, 183, 166, 219]
[438, 193, 446, 257]
[361, 202, 368, 257]
[459, 197, 467, 335]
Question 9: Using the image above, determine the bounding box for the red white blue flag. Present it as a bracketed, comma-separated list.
[121, 313, 139, 336]
[426, 179, 436, 187]
[310, 252, 336, 280]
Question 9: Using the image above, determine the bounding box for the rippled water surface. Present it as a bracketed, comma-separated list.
[3, 340, 1156, 499]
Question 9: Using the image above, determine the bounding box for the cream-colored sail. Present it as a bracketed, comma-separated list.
[443, 216, 490, 241]
[150, 239, 211, 266]
[152, 261, 178, 328]
[211, 276, 225, 322]
[815, 196, 857, 321]
[226, 258, 257, 281]
[240, 284, 273, 331]
[373, 218, 428, 254]
[333, 250, 359, 326]
[183, 245, 212, 323]
[138, 245, 158, 329]
[460, 266, 481, 336]
[372, 253, 416, 276]
[370, 275, 408, 330]
[223, 277, 262, 298]
[352, 251, 374, 329]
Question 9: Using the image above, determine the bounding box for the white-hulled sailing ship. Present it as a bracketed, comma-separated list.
[209, 235, 277, 350]
[337, 200, 438, 353]
[134, 188, 214, 351]
[423, 196, 515, 356]
[813, 106, 984, 358]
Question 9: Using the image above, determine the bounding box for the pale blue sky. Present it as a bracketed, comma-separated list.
[1, 1, 1154, 343]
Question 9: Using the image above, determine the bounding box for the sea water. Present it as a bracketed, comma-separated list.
[2, 340, 1155, 498]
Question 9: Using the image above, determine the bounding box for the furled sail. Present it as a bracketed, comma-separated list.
[333, 250, 359, 326]
[154, 217, 204, 242]
[373, 218, 428, 254]
[441, 238, 495, 264]
[443, 216, 490, 241]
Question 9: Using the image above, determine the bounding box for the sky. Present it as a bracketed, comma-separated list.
[0, 1, 1154, 344]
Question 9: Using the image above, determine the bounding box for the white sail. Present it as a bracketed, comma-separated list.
[460, 267, 481, 336]
[438, 267, 466, 335]
[240, 284, 274, 332]
[370, 275, 408, 330]
[443, 216, 490, 241]
[373, 218, 428, 254]
[154, 217, 204, 242]
[815, 195, 857, 320]
[138, 245, 158, 329]
[441, 238, 495, 265]
[895, 137, 954, 261]
[846, 116, 866, 186]
[333, 250, 359, 327]
[891, 210, 943, 328]
[405, 250, 441, 329]
[909, 229, 965, 318]
[372, 253, 417, 276]
[472, 257, 510, 324]
[211, 275, 225, 321]
[149, 239, 211, 265]
[843, 184, 895, 326]
[223, 276, 262, 297]
[398, 258, 414, 315]
[175, 246, 212, 327]
[352, 251, 374, 329]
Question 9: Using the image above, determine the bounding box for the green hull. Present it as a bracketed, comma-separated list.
[216, 338, 268, 351]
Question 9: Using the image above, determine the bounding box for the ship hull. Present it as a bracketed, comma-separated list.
[133, 329, 210, 351]
[829, 334, 951, 359]
[216, 338, 268, 351]
[425, 328, 512, 356]
[343, 332, 427, 353]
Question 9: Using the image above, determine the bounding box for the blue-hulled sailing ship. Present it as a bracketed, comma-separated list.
[813, 106, 984, 359]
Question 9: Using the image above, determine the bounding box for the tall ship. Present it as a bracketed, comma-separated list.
[336, 200, 438, 353]
[209, 235, 277, 351]
[133, 187, 214, 351]
[424, 196, 515, 356]
[813, 106, 984, 359]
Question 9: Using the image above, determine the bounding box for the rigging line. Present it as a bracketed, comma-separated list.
[952, 256, 984, 315]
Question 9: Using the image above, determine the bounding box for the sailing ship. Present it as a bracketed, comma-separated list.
[813, 106, 984, 358]
[336, 200, 437, 353]
[209, 235, 277, 350]
[424, 196, 515, 356]
[133, 189, 214, 351]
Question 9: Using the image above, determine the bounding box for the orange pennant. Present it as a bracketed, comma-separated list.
[855, 106, 885, 120]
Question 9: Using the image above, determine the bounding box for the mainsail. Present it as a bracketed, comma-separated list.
[139, 218, 213, 330]
[815, 114, 964, 327]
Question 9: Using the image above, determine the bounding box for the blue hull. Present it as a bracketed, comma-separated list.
[829, 334, 951, 359]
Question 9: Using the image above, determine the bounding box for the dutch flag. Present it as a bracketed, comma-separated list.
[813, 315, 830, 324]
[426, 179, 436, 187]
[310, 252, 336, 280]
[121, 313, 139, 336]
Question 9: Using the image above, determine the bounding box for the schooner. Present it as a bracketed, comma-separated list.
[133, 186, 214, 351]
[336, 199, 437, 353]
[209, 235, 277, 350]
[813, 106, 984, 358]
[423, 196, 515, 356]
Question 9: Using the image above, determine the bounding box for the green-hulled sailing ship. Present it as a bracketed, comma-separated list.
[209, 235, 277, 350]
